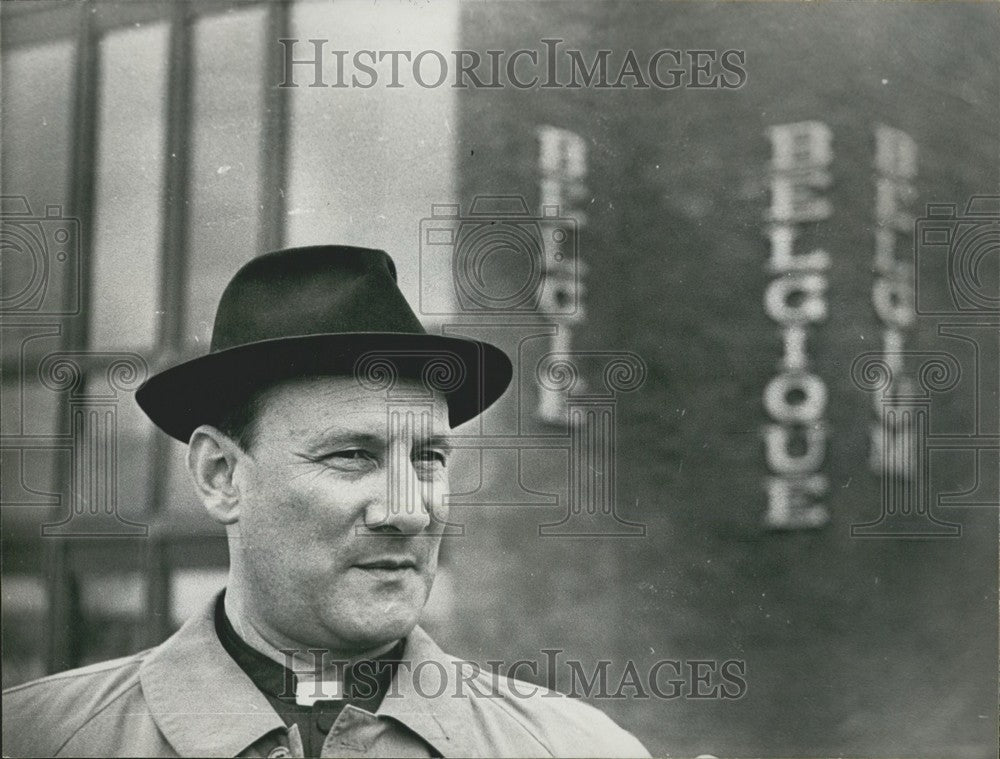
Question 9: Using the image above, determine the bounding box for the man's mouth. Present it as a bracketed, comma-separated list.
[353, 557, 418, 571]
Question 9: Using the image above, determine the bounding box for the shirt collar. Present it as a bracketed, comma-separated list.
[213, 591, 402, 709]
[139, 592, 478, 758]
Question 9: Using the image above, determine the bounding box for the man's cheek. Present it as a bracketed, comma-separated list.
[430, 475, 450, 522]
[432, 498, 449, 525]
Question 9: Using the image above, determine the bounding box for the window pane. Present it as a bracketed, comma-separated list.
[285, 0, 459, 314]
[90, 22, 168, 349]
[0, 373, 63, 535]
[185, 6, 266, 346]
[77, 571, 144, 666]
[112, 381, 156, 528]
[0, 40, 75, 341]
[2, 357, 152, 538]
[0, 39, 73, 203]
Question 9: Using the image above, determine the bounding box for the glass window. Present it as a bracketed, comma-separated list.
[76, 570, 144, 666]
[0, 373, 62, 536]
[90, 22, 168, 349]
[285, 0, 459, 315]
[1, 352, 63, 439]
[0, 40, 75, 338]
[185, 7, 267, 347]
[110, 380, 156, 528]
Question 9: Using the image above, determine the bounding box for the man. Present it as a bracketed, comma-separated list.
[2, 246, 649, 758]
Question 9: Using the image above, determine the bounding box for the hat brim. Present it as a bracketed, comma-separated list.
[135, 333, 513, 442]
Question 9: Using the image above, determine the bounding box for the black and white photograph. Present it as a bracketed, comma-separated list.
[1, 1, 997, 757]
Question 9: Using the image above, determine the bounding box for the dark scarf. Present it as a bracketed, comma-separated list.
[214, 592, 403, 757]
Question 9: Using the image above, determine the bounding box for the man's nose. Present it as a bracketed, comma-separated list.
[364, 459, 433, 534]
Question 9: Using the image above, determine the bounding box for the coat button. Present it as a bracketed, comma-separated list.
[268, 747, 292, 758]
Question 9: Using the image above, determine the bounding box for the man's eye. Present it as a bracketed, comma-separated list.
[328, 450, 373, 462]
[415, 450, 447, 467]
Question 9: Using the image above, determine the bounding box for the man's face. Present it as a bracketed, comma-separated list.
[228, 375, 451, 652]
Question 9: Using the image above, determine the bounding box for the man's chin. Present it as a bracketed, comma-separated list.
[335, 614, 419, 652]
[323, 597, 425, 650]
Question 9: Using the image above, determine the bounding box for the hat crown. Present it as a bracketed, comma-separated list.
[136, 244, 513, 442]
[211, 246, 425, 352]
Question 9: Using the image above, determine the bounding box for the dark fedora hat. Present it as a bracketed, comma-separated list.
[136, 245, 513, 442]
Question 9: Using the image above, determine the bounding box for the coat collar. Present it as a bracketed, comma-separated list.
[139, 595, 285, 757]
[139, 593, 476, 758]
[375, 624, 477, 758]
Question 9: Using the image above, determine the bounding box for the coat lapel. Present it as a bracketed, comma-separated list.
[139, 594, 285, 757]
[139, 597, 479, 757]
[377, 625, 478, 758]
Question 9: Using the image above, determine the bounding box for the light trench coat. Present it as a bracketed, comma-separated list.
[2, 595, 649, 758]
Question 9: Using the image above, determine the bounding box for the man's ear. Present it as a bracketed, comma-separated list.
[187, 425, 245, 525]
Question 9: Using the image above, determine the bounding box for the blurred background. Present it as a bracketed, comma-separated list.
[1, 1, 997, 757]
